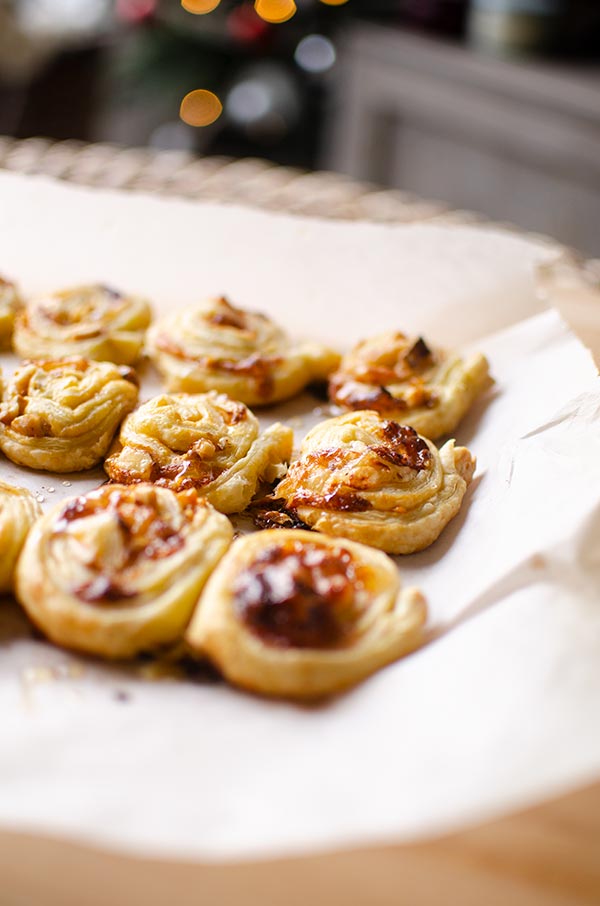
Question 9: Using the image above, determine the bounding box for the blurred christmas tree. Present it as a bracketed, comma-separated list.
[101, 0, 366, 165]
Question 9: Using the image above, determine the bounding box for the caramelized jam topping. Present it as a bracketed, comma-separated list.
[54, 488, 193, 604]
[273, 421, 430, 516]
[405, 337, 432, 369]
[205, 353, 280, 399]
[330, 377, 437, 414]
[109, 429, 241, 490]
[250, 496, 311, 531]
[74, 576, 137, 604]
[374, 422, 431, 471]
[205, 297, 250, 331]
[234, 540, 361, 649]
[329, 335, 438, 412]
[358, 335, 434, 384]
[108, 399, 247, 489]
[154, 335, 280, 399]
[289, 487, 372, 512]
[328, 379, 405, 415]
[10, 413, 52, 437]
[57, 489, 185, 559]
[148, 455, 224, 491]
[118, 365, 139, 386]
[217, 400, 248, 425]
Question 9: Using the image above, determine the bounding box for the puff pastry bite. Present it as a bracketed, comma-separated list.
[267, 411, 476, 555]
[0, 357, 139, 472]
[147, 295, 340, 406]
[13, 284, 152, 364]
[104, 391, 293, 514]
[0, 276, 22, 349]
[187, 529, 426, 699]
[16, 484, 233, 658]
[329, 331, 491, 439]
[0, 480, 42, 594]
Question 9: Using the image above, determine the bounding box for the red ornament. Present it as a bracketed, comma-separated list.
[227, 3, 272, 45]
[116, 0, 157, 24]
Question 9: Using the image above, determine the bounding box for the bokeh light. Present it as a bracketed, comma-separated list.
[181, 0, 221, 13]
[254, 0, 297, 25]
[180, 89, 223, 126]
[319, 0, 349, 6]
[294, 34, 336, 73]
[225, 63, 300, 139]
[21, 0, 112, 32]
[227, 81, 271, 126]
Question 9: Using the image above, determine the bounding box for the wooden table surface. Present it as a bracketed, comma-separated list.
[1, 135, 599, 905]
[1, 780, 599, 905]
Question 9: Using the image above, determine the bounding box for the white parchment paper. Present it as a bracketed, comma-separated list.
[0, 172, 599, 861]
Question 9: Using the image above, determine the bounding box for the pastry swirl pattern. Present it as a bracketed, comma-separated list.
[186, 528, 427, 699]
[147, 296, 340, 405]
[0, 480, 42, 593]
[104, 391, 293, 514]
[16, 484, 233, 658]
[267, 411, 476, 554]
[13, 284, 152, 364]
[0, 276, 21, 349]
[0, 357, 139, 472]
[329, 331, 491, 439]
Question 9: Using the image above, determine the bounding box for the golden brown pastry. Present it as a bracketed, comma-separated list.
[13, 283, 152, 364]
[16, 484, 233, 658]
[0, 357, 138, 472]
[146, 295, 340, 406]
[0, 276, 21, 349]
[104, 391, 293, 514]
[0, 480, 42, 594]
[265, 411, 476, 555]
[186, 528, 427, 700]
[329, 331, 491, 439]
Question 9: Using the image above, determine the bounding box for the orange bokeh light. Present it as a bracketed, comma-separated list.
[180, 90, 223, 127]
[319, 0, 350, 5]
[254, 0, 297, 24]
[181, 0, 221, 13]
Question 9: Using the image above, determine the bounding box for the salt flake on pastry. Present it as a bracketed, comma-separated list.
[0, 480, 42, 594]
[13, 284, 152, 365]
[186, 528, 427, 699]
[104, 391, 293, 514]
[267, 410, 476, 555]
[0, 276, 22, 349]
[329, 331, 491, 439]
[16, 484, 233, 658]
[146, 296, 340, 406]
[0, 357, 139, 472]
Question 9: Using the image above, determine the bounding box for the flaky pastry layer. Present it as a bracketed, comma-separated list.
[13, 283, 152, 365]
[186, 528, 427, 699]
[16, 484, 233, 658]
[0, 276, 22, 349]
[0, 357, 139, 472]
[270, 411, 476, 554]
[0, 480, 42, 593]
[329, 331, 491, 439]
[104, 391, 293, 513]
[147, 296, 340, 406]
